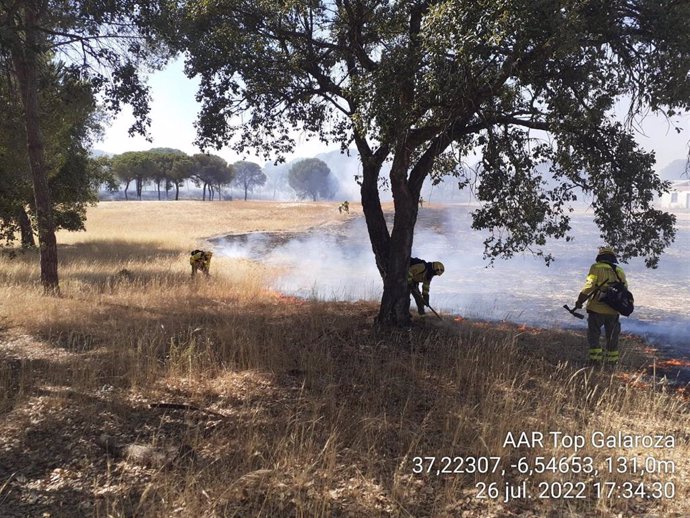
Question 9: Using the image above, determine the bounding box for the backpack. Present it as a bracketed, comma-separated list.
[598, 263, 634, 317]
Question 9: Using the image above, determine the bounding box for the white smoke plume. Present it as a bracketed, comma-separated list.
[214, 209, 690, 354]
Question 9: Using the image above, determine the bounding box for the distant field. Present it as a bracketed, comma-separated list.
[57, 199, 355, 246]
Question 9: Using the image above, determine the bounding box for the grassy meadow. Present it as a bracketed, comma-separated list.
[0, 200, 689, 517]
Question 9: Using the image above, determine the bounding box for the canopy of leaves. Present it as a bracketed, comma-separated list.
[111, 151, 158, 183]
[288, 158, 335, 201]
[232, 161, 267, 198]
[0, 1, 173, 136]
[191, 153, 235, 187]
[173, 0, 690, 268]
[0, 61, 104, 242]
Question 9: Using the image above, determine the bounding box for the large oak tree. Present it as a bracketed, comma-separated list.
[172, 0, 690, 325]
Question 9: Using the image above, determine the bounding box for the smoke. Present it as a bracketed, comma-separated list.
[214, 208, 690, 355]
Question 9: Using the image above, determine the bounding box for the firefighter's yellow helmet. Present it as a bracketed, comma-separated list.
[598, 246, 615, 256]
[432, 261, 445, 275]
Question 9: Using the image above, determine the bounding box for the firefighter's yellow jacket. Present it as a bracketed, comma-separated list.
[580, 262, 628, 315]
[190, 251, 212, 266]
[408, 262, 432, 302]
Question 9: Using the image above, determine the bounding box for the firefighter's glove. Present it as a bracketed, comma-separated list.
[575, 292, 588, 310]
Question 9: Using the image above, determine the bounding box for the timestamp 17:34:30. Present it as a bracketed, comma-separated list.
[475, 480, 675, 502]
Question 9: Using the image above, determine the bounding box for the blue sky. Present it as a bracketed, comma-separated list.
[97, 58, 326, 165]
[98, 58, 690, 171]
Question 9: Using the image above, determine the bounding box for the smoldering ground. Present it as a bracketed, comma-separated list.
[214, 207, 690, 354]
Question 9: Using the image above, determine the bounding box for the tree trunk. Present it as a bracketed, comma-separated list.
[136, 177, 142, 200]
[124, 180, 130, 200]
[202, 183, 207, 201]
[358, 143, 417, 326]
[175, 182, 180, 201]
[360, 161, 390, 278]
[157, 180, 161, 200]
[244, 184, 248, 201]
[17, 206, 35, 248]
[357, 131, 440, 326]
[376, 148, 419, 325]
[11, 8, 59, 293]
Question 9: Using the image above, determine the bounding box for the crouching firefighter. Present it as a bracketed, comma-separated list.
[408, 258, 444, 316]
[190, 249, 213, 277]
[574, 246, 631, 364]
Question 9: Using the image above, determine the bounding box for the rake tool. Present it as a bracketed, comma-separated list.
[425, 303, 443, 320]
[563, 304, 585, 319]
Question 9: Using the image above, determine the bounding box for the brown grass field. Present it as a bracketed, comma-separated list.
[0, 200, 689, 517]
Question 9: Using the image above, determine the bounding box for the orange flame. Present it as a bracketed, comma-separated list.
[614, 372, 651, 390]
[656, 358, 690, 368]
[675, 387, 690, 399]
[271, 292, 306, 305]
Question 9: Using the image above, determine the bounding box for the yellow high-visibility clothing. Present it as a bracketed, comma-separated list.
[190, 251, 211, 264]
[581, 261, 628, 315]
[408, 262, 431, 302]
[190, 251, 213, 277]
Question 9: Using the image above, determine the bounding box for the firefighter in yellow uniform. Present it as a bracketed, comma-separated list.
[574, 246, 628, 364]
[190, 249, 213, 277]
[408, 258, 444, 315]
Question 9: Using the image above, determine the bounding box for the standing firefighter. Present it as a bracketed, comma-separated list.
[190, 249, 213, 277]
[408, 258, 444, 316]
[574, 246, 631, 364]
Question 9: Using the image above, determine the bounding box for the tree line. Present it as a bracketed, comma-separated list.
[103, 149, 235, 201]
[1, 104, 337, 241]
[101, 151, 336, 202]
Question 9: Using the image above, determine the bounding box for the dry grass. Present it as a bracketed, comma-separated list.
[56, 200, 354, 247]
[0, 201, 689, 517]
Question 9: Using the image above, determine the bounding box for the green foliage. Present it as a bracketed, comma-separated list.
[0, 1, 172, 136]
[172, 0, 689, 270]
[108, 149, 235, 200]
[189, 153, 234, 200]
[0, 76, 32, 243]
[288, 159, 335, 201]
[0, 62, 104, 242]
[232, 161, 266, 200]
[1, 0, 175, 289]
[111, 151, 157, 199]
[191, 153, 234, 186]
[168, 156, 196, 185]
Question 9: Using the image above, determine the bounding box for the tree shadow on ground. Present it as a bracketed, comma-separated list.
[0, 240, 188, 286]
[0, 288, 675, 517]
